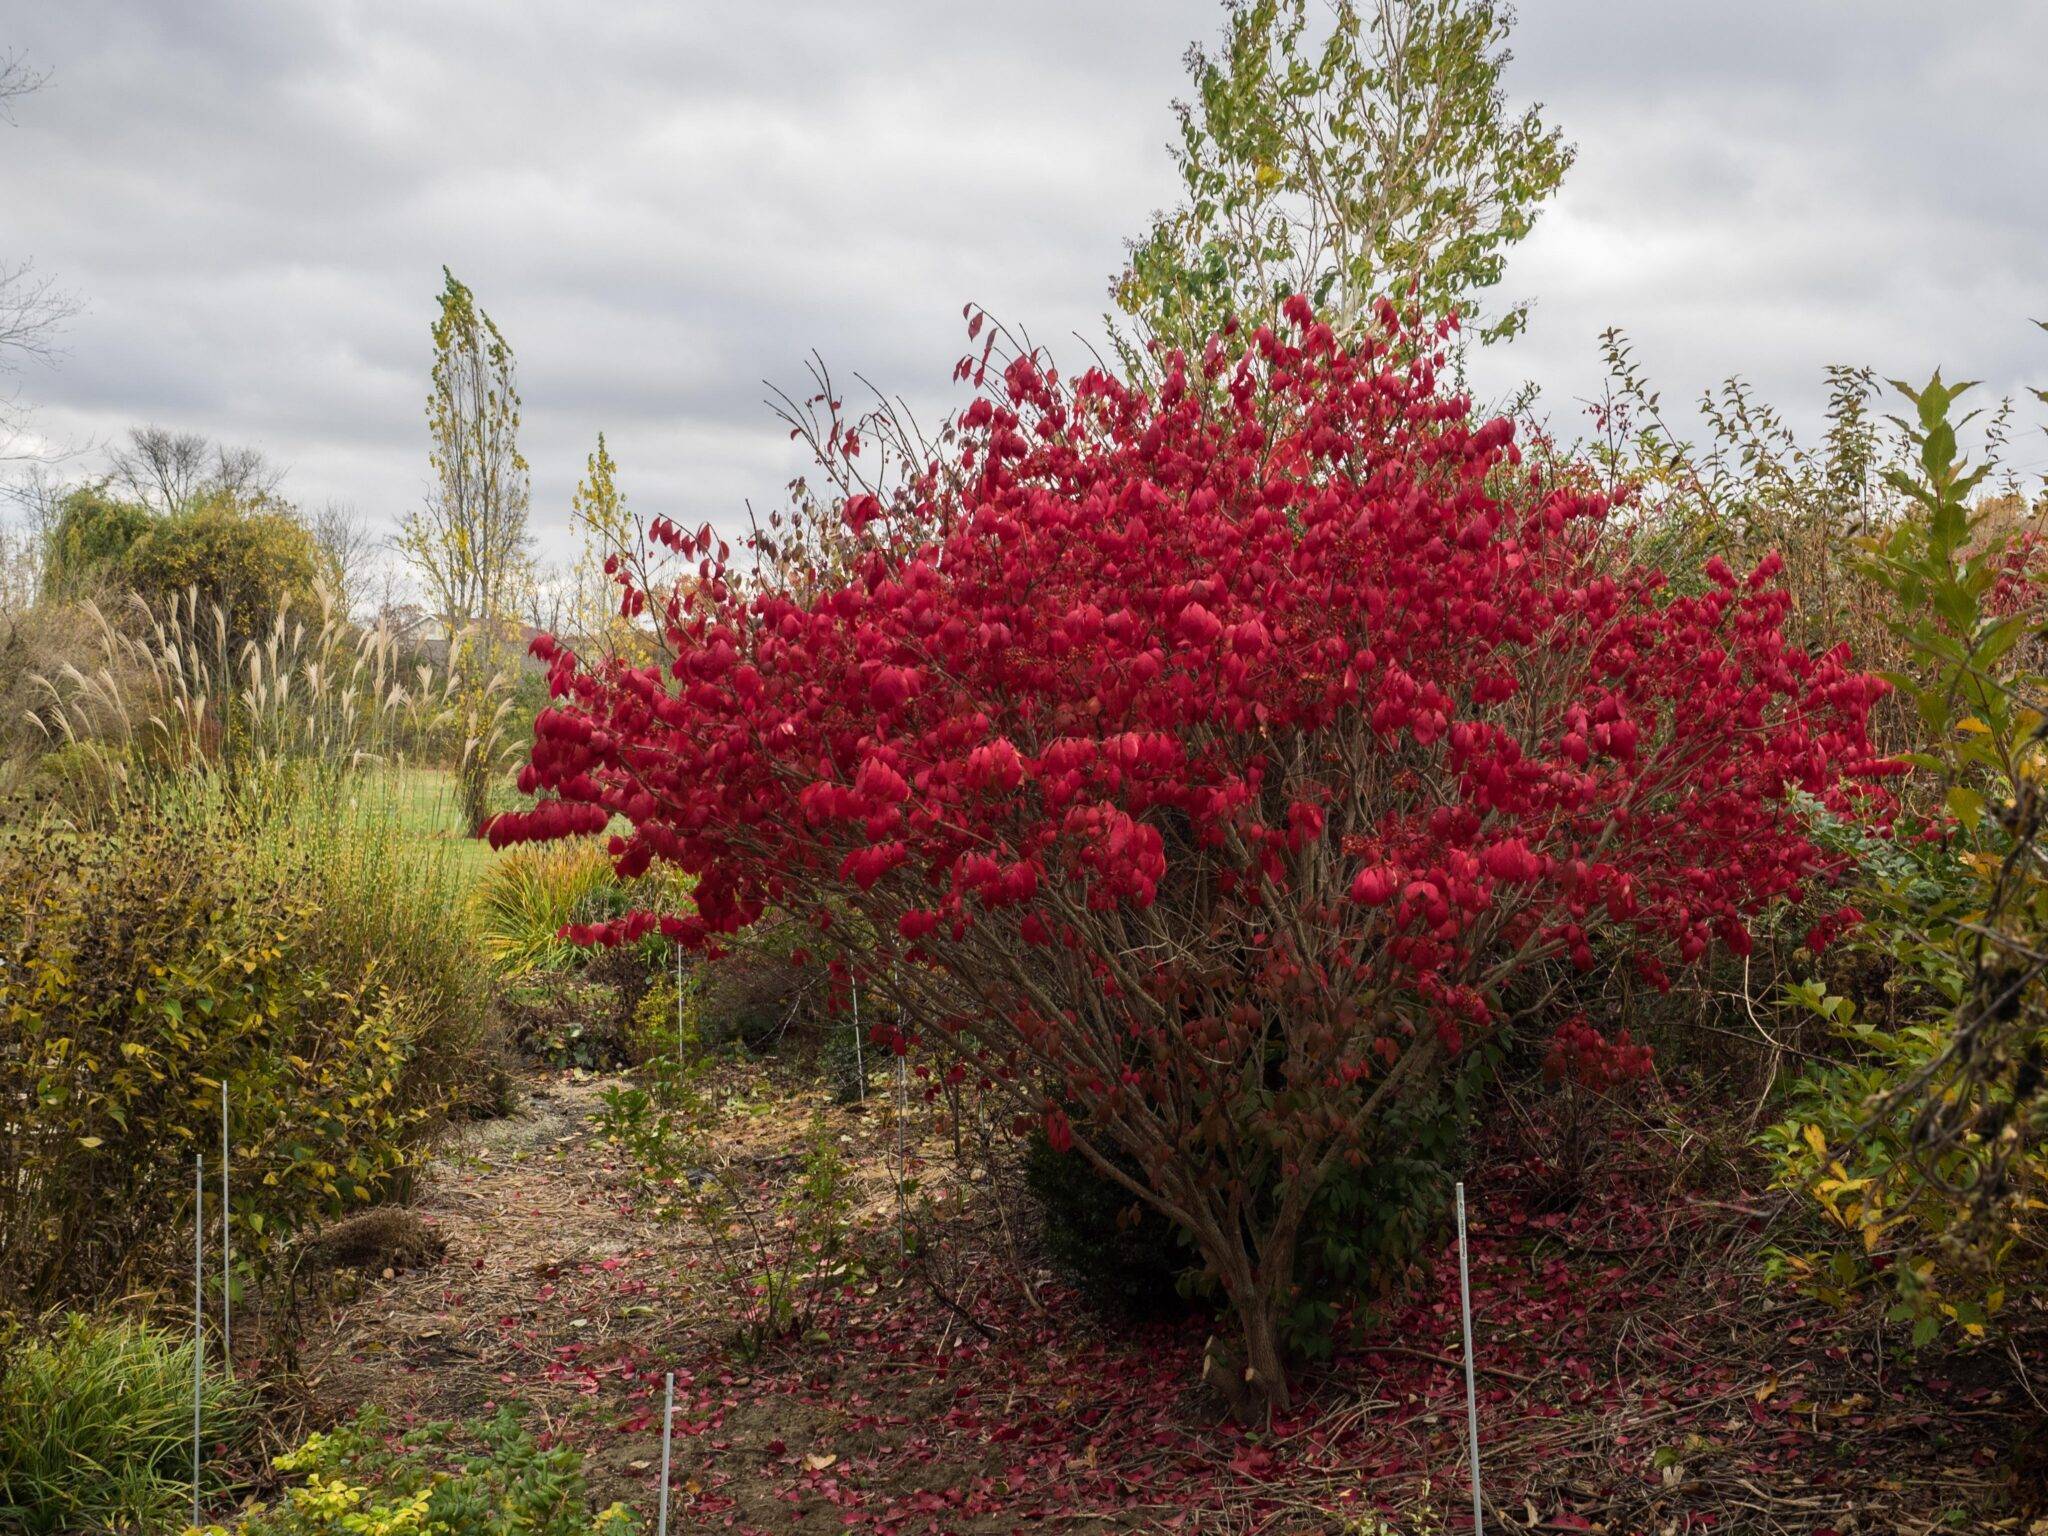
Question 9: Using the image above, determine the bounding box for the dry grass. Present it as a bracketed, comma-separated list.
[22, 587, 518, 809]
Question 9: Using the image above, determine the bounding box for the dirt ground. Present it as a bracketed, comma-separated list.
[279, 1059, 2047, 1535]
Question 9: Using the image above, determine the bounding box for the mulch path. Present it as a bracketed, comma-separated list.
[279, 1060, 2046, 1535]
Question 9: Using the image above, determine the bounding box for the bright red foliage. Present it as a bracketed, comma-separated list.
[492, 300, 1886, 1407]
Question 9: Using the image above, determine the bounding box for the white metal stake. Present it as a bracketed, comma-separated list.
[1456, 1181, 1483, 1535]
[656, 1370, 675, 1536]
[894, 1054, 909, 1253]
[851, 981, 865, 1104]
[193, 1154, 204, 1530]
[220, 1079, 231, 1374]
[675, 944, 685, 1072]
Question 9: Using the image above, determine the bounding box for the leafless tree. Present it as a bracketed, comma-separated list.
[1, 52, 81, 461]
[308, 498, 379, 615]
[107, 425, 284, 515]
[0, 49, 48, 122]
[3, 464, 64, 541]
[520, 562, 572, 638]
[0, 260, 74, 372]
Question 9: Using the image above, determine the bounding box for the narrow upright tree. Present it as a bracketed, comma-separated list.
[566, 432, 635, 652]
[398, 268, 531, 831]
[1116, 0, 1572, 356]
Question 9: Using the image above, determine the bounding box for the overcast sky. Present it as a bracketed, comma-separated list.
[4, 1, 2045, 572]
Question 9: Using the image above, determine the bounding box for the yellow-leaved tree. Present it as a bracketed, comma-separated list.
[396, 267, 530, 833]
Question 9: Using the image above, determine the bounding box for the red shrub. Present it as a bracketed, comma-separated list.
[494, 301, 1886, 1408]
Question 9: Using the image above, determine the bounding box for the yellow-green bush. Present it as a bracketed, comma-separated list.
[120, 495, 324, 644]
[1762, 374, 2048, 1344]
[0, 787, 491, 1313]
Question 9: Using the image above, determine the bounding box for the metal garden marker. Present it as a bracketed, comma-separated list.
[675, 944, 685, 1071]
[1456, 1181, 1482, 1535]
[893, 1054, 909, 1252]
[656, 1370, 676, 1536]
[851, 980, 865, 1104]
[193, 1154, 204, 1529]
[220, 1079, 231, 1374]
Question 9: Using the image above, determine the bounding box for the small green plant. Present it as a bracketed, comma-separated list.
[1025, 1135, 1191, 1317]
[0, 1312, 246, 1536]
[626, 969, 689, 1067]
[209, 1404, 636, 1535]
[600, 1052, 858, 1356]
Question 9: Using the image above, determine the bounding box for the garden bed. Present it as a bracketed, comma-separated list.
[279, 1057, 2045, 1534]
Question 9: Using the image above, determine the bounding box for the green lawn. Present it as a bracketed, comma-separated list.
[349, 765, 503, 890]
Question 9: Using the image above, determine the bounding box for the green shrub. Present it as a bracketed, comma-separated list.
[688, 918, 827, 1050]
[36, 485, 151, 601]
[1029, 1071, 1474, 1350]
[1024, 1136, 1189, 1317]
[1762, 375, 2048, 1345]
[120, 495, 324, 644]
[0, 1312, 246, 1536]
[212, 1404, 637, 1536]
[0, 785, 491, 1313]
[627, 970, 685, 1068]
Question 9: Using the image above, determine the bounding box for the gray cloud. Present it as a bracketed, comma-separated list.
[5, 1, 2045, 568]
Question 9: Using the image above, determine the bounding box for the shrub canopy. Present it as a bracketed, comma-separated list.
[123, 493, 324, 630]
[38, 484, 151, 598]
[495, 301, 1887, 1405]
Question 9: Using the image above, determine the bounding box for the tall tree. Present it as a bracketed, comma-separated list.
[566, 431, 634, 650]
[1116, 0, 1572, 356]
[398, 268, 530, 831]
[398, 269, 531, 640]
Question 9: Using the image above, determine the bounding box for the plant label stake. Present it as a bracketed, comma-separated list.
[851, 980, 865, 1104]
[656, 1370, 676, 1536]
[675, 944, 685, 1072]
[221, 1078, 231, 1375]
[894, 1053, 909, 1253]
[193, 1153, 204, 1530]
[1456, 1181, 1482, 1535]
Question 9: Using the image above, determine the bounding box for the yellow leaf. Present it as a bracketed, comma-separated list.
[1802, 1124, 1827, 1159]
[77, 1136, 103, 1149]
